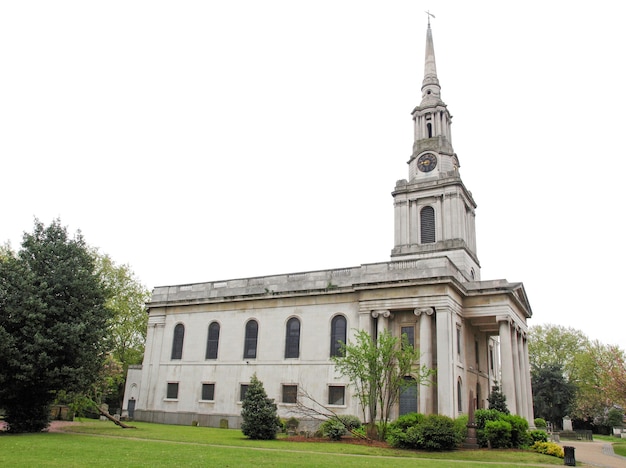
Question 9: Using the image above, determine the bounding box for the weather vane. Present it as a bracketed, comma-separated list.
[425, 10, 435, 27]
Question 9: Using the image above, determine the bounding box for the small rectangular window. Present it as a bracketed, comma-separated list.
[201, 383, 215, 401]
[282, 385, 297, 404]
[328, 386, 345, 406]
[166, 382, 179, 399]
[239, 384, 249, 402]
[456, 326, 462, 357]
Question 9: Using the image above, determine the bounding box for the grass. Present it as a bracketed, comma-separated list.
[0, 420, 564, 467]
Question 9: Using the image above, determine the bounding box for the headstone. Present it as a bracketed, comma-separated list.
[563, 416, 573, 432]
[464, 390, 479, 449]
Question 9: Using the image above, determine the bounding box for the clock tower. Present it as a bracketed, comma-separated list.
[391, 22, 480, 281]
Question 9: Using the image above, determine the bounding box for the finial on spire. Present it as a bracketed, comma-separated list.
[425, 10, 435, 28]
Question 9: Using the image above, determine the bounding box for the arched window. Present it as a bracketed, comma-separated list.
[420, 206, 435, 244]
[205, 322, 220, 360]
[243, 320, 258, 359]
[284, 317, 301, 358]
[427, 122, 433, 138]
[399, 376, 418, 415]
[330, 315, 347, 357]
[457, 378, 463, 413]
[171, 323, 184, 360]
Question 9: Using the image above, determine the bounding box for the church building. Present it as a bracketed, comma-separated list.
[123, 23, 534, 429]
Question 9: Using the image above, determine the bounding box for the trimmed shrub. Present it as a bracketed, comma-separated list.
[387, 413, 425, 449]
[339, 415, 362, 432]
[531, 441, 564, 458]
[484, 419, 512, 448]
[529, 430, 548, 443]
[454, 414, 469, 441]
[534, 418, 547, 429]
[387, 413, 461, 451]
[320, 419, 347, 440]
[475, 409, 503, 447]
[502, 414, 530, 448]
[416, 414, 461, 451]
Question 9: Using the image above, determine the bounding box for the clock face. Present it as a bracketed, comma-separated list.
[417, 153, 437, 172]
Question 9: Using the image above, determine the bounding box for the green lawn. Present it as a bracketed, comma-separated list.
[0, 420, 564, 467]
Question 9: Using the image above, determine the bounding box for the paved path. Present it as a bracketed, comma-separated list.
[561, 441, 626, 468]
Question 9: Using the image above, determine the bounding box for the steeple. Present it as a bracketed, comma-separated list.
[421, 22, 442, 107]
[390, 21, 480, 282]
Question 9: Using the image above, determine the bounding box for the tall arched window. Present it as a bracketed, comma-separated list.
[171, 323, 184, 360]
[205, 322, 220, 360]
[457, 378, 463, 413]
[284, 317, 301, 358]
[330, 315, 347, 357]
[420, 206, 435, 244]
[243, 320, 258, 359]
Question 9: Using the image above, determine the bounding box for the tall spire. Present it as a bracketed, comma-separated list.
[421, 20, 442, 106]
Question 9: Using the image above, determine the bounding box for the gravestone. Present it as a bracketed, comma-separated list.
[563, 416, 573, 432]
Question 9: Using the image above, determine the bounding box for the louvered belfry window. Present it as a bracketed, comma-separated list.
[420, 206, 436, 244]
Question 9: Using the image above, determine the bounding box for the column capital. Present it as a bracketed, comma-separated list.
[414, 307, 434, 317]
[496, 315, 511, 325]
[372, 309, 392, 319]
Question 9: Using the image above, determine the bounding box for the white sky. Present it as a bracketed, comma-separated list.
[2, 1, 625, 348]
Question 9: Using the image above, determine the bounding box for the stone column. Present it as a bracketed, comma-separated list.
[415, 307, 434, 414]
[510, 325, 521, 415]
[436, 307, 455, 417]
[497, 317, 517, 415]
[523, 336, 535, 425]
[517, 331, 529, 421]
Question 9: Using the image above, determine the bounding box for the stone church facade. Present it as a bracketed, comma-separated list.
[123, 23, 534, 429]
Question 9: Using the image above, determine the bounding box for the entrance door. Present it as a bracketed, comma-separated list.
[127, 399, 136, 419]
[399, 377, 418, 415]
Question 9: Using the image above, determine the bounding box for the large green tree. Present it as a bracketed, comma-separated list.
[0, 219, 111, 432]
[531, 363, 575, 428]
[528, 324, 626, 427]
[94, 252, 150, 411]
[332, 329, 433, 440]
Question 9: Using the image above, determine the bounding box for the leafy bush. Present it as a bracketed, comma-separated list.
[534, 418, 547, 429]
[339, 415, 362, 432]
[387, 413, 461, 451]
[390, 412, 425, 431]
[529, 429, 548, 443]
[502, 414, 530, 448]
[387, 413, 425, 449]
[320, 419, 347, 440]
[454, 414, 468, 441]
[531, 441, 564, 458]
[475, 409, 504, 447]
[417, 415, 461, 451]
[484, 420, 512, 448]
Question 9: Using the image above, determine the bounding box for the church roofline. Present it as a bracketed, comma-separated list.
[147, 256, 471, 308]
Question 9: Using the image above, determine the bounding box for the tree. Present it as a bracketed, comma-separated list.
[0, 219, 111, 432]
[240, 374, 281, 440]
[528, 324, 589, 378]
[332, 329, 433, 440]
[531, 364, 575, 428]
[93, 252, 150, 411]
[487, 382, 509, 414]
